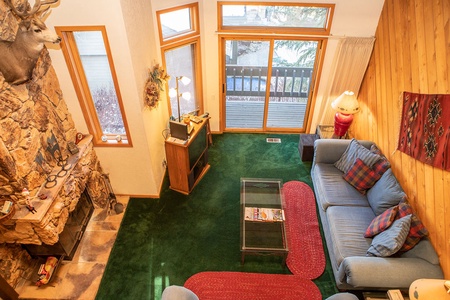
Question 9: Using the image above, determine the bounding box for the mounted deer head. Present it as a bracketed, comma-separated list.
[0, 0, 61, 85]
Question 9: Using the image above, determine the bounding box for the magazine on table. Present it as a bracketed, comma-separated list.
[244, 207, 285, 222]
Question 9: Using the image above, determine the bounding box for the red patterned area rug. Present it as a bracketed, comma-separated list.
[184, 271, 321, 300]
[283, 180, 325, 279]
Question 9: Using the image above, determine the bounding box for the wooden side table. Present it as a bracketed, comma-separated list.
[298, 134, 319, 162]
[316, 125, 348, 139]
[316, 125, 335, 139]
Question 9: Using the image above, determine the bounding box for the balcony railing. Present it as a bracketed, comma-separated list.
[225, 65, 312, 129]
[226, 66, 313, 98]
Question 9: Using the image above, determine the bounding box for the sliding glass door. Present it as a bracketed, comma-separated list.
[223, 38, 320, 131]
[267, 40, 318, 129]
[225, 39, 270, 129]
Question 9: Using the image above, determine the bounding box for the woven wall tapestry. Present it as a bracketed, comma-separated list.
[397, 91, 450, 171]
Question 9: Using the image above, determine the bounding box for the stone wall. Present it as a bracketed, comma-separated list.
[0, 244, 32, 290]
[0, 2, 109, 288]
[0, 50, 76, 198]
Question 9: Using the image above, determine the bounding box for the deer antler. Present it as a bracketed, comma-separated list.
[4, 0, 25, 19]
[4, 0, 59, 19]
[27, 0, 59, 16]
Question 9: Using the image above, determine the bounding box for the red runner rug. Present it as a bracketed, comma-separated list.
[184, 271, 321, 300]
[283, 180, 325, 279]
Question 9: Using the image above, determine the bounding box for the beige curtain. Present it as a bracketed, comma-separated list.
[318, 37, 376, 125]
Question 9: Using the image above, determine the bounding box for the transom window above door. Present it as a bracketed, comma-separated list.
[218, 2, 334, 34]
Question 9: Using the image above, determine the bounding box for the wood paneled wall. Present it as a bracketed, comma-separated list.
[354, 0, 450, 278]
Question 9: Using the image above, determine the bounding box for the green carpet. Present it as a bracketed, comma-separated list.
[96, 133, 338, 300]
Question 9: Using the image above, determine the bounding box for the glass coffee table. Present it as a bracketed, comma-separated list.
[240, 178, 288, 265]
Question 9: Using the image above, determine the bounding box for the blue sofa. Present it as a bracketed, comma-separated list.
[311, 139, 443, 290]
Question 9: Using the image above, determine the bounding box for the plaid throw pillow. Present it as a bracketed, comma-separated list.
[395, 202, 429, 252]
[364, 205, 399, 237]
[343, 158, 386, 194]
[372, 158, 391, 176]
[370, 145, 391, 175]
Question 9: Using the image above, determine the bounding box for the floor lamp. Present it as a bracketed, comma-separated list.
[169, 76, 191, 122]
[331, 91, 360, 138]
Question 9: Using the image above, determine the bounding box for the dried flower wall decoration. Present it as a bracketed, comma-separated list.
[144, 64, 170, 109]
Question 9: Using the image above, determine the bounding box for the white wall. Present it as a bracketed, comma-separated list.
[46, 0, 160, 196]
[44, 0, 384, 196]
[119, 0, 169, 195]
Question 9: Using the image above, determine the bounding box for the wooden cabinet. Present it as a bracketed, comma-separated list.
[298, 134, 319, 162]
[165, 118, 211, 194]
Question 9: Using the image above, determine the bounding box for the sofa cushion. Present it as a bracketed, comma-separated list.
[367, 214, 412, 257]
[334, 139, 381, 173]
[400, 239, 440, 265]
[313, 163, 370, 211]
[396, 202, 429, 252]
[366, 169, 405, 215]
[326, 206, 375, 269]
[364, 205, 399, 237]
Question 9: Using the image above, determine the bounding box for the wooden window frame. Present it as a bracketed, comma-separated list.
[217, 2, 335, 35]
[161, 36, 204, 117]
[219, 36, 326, 133]
[217, 3, 334, 133]
[55, 26, 132, 147]
[157, 3, 204, 118]
[157, 2, 200, 46]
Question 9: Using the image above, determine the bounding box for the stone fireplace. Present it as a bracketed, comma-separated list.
[22, 188, 94, 261]
[0, 4, 110, 288]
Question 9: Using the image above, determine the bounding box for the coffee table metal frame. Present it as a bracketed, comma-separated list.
[240, 178, 288, 265]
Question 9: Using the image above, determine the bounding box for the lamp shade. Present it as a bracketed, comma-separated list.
[181, 92, 191, 100]
[168, 88, 177, 98]
[331, 91, 360, 115]
[409, 279, 450, 299]
[180, 76, 191, 86]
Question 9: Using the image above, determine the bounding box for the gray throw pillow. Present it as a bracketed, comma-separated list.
[334, 139, 381, 173]
[367, 168, 406, 215]
[367, 214, 412, 257]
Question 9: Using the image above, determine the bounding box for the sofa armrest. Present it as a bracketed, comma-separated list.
[338, 256, 444, 289]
